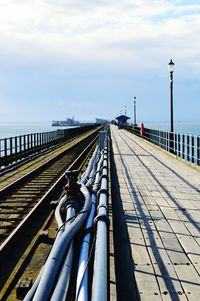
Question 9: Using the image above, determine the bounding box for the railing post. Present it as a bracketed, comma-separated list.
[187, 135, 190, 161]
[37, 133, 39, 148]
[191, 136, 194, 163]
[19, 136, 22, 153]
[169, 132, 174, 153]
[40, 133, 42, 150]
[15, 137, 18, 160]
[23, 135, 26, 151]
[178, 134, 180, 157]
[197, 137, 200, 166]
[31, 134, 33, 149]
[174, 133, 177, 155]
[166, 132, 168, 151]
[4, 138, 7, 158]
[182, 135, 185, 159]
[10, 137, 13, 157]
[27, 134, 30, 151]
[15, 137, 17, 155]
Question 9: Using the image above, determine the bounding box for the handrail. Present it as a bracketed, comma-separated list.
[123, 124, 200, 166]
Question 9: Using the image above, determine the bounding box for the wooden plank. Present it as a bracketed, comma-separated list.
[134, 264, 162, 300]
[111, 125, 200, 301]
[177, 235, 200, 273]
[154, 197, 172, 207]
[154, 220, 190, 264]
[174, 264, 200, 301]
[127, 223, 152, 265]
[130, 243, 151, 266]
[161, 293, 188, 301]
[153, 263, 184, 295]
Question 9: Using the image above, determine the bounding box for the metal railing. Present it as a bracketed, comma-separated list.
[123, 125, 200, 166]
[0, 125, 98, 169]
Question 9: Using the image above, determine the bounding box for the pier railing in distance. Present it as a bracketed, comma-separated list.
[122, 124, 200, 166]
[0, 125, 99, 169]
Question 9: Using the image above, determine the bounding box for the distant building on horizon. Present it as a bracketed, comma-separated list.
[96, 118, 109, 125]
[116, 114, 130, 129]
[52, 116, 98, 127]
[52, 117, 80, 127]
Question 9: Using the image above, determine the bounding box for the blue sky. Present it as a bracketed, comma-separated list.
[0, 0, 200, 123]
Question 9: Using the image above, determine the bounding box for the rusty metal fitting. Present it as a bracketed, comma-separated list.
[64, 170, 84, 208]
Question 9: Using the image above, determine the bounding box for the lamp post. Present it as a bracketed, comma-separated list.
[168, 59, 175, 152]
[133, 96, 136, 125]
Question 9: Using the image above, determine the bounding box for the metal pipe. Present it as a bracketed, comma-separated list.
[50, 206, 76, 301]
[91, 148, 108, 301]
[32, 184, 91, 301]
[80, 146, 99, 184]
[55, 195, 67, 240]
[23, 267, 44, 301]
[24, 195, 68, 301]
[75, 192, 96, 301]
[76, 151, 104, 301]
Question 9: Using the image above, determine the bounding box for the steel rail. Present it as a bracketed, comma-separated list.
[0, 127, 102, 197]
[22, 129, 108, 301]
[0, 133, 99, 259]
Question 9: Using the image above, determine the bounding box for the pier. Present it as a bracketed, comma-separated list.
[110, 125, 200, 301]
[0, 124, 199, 300]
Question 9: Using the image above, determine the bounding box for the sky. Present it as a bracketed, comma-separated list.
[0, 0, 200, 123]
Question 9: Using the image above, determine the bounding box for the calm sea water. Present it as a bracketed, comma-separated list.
[143, 122, 200, 136]
[0, 122, 199, 140]
[0, 122, 72, 140]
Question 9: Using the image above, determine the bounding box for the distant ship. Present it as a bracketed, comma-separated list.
[52, 117, 108, 127]
[52, 117, 80, 127]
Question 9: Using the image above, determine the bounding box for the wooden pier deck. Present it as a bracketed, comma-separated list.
[110, 125, 200, 301]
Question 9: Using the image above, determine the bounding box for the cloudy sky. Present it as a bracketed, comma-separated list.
[0, 0, 200, 123]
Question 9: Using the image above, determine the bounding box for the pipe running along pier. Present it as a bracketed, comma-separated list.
[0, 124, 200, 301]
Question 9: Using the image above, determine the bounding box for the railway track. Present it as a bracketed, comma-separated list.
[0, 128, 101, 299]
[0, 130, 99, 246]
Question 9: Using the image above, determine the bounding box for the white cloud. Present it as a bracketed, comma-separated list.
[0, 0, 200, 71]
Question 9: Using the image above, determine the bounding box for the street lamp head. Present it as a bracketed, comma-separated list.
[134, 96, 136, 100]
[168, 59, 175, 73]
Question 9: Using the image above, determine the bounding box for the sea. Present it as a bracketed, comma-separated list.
[0, 122, 73, 140]
[0, 121, 199, 140]
[144, 122, 200, 136]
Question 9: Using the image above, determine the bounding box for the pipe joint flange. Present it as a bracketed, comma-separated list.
[97, 188, 109, 198]
[102, 165, 108, 171]
[82, 226, 94, 238]
[93, 214, 110, 227]
[100, 174, 108, 181]
[65, 199, 81, 212]
[97, 204, 108, 212]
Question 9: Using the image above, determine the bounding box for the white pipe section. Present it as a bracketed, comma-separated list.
[75, 192, 96, 301]
[50, 207, 76, 301]
[24, 195, 67, 301]
[91, 148, 108, 301]
[80, 146, 99, 184]
[26, 140, 106, 301]
[76, 152, 104, 301]
[54, 195, 67, 241]
[32, 184, 91, 301]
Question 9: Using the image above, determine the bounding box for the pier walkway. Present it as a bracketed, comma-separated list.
[110, 125, 200, 301]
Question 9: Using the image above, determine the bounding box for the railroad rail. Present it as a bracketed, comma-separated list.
[0, 127, 103, 300]
[0, 125, 99, 170]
